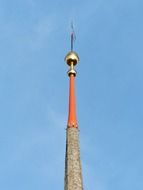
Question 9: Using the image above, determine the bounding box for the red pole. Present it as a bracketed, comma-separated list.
[67, 73, 78, 128]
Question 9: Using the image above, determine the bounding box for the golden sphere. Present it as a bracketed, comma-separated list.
[65, 51, 79, 66]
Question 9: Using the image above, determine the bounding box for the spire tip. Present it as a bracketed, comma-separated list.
[70, 22, 76, 51]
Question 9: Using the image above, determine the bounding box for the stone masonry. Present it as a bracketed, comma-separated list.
[64, 127, 83, 190]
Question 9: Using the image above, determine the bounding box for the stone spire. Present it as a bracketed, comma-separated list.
[64, 31, 83, 190]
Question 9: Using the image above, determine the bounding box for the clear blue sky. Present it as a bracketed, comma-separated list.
[0, 0, 143, 189]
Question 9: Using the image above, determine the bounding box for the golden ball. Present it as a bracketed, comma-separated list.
[65, 51, 79, 66]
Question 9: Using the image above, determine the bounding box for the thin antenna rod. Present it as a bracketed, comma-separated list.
[71, 22, 76, 51]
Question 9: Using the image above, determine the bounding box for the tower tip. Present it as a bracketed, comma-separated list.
[71, 22, 76, 52]
[65, 23, 79, 77]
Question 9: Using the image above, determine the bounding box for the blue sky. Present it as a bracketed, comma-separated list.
[0, 0, 143, 189]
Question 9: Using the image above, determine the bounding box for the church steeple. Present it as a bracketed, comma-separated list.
[64, 27, 83, 190]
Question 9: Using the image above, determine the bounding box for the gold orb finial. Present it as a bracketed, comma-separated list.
[65, 51, 79, 66]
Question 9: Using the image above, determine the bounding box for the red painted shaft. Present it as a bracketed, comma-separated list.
[67, 74, 78, 128]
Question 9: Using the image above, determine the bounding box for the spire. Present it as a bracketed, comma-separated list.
[64, 26, 83, 190]
[65, 24, 79, 128]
